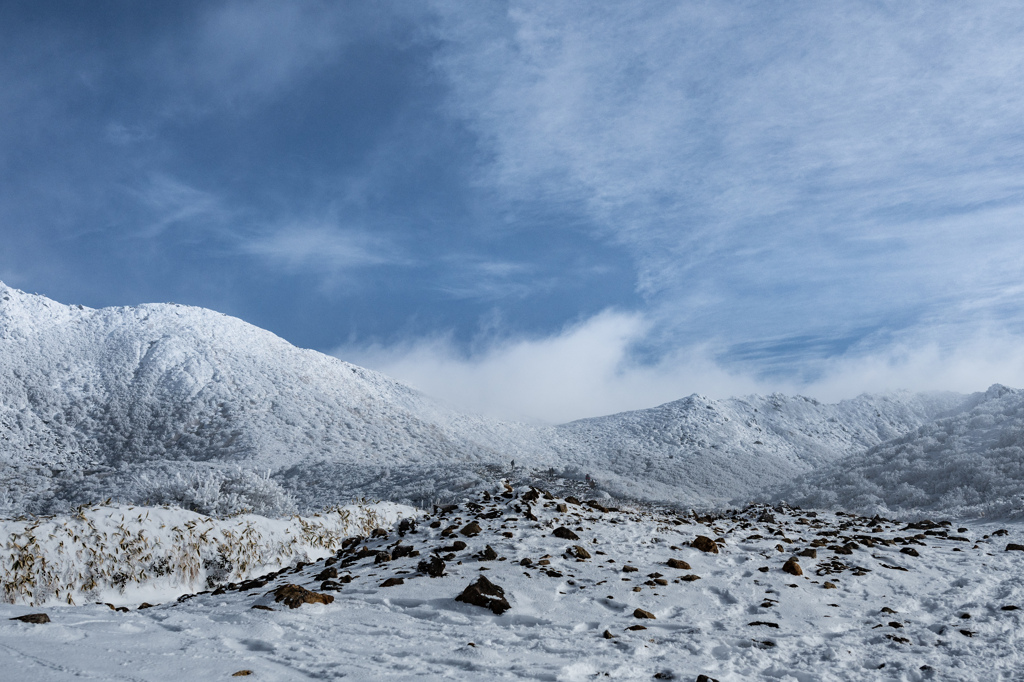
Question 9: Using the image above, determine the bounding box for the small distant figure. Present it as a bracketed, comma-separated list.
[510, 459, 516, 473]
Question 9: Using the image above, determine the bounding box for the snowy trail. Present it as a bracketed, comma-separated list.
[3, 486, 1023, 681]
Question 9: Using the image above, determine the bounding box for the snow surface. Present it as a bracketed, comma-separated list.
[0, 281, 994, 516]
[2, 486, 1022, 681]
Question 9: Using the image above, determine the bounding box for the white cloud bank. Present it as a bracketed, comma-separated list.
[338, 311, 1024, 424]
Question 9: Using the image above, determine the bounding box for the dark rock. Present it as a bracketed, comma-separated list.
[697, 675, 721, 682]
[231, 671, 253, 677]
[137, 602, 156, 609]
[374, 552, 393, 564]
[455, 576, 511, 615]
[321, 580, 343, 591]
[633, 608, 656, 619]
[440, 541, 468, 553]
[9, 613, 49, 624]
[380, 577, 405, 587]
[476, 545, 498, 561]
[272, 584, 334, 609]
[623, 565, 639, 573]
[556, 503, 568, 513]
[315, 567, 338, 582]
[461, 521, 482, 537]
[747, 621, 779, 628]
[1001, 605, 1019, 611]
[418, 555, 447, 577]
[250, 604, 274, 611]
[823, 582, 837, 589]
[681, 574, 701, 581]
[391, 544, 417, 560]
[552, 527, 580, 540]
[1006, 543, 1024, 551]
[565, 496, 581, 505]
[900, 547, 920, 557]
[691, 536, 719, 553]
[667, 558, 691, 570]
[398, 518, 417, 535]
[602, 629, 617, 639]
[626, 625, 647, 631]
[371, 528, 388, 538]
[797, 548, 817, 559]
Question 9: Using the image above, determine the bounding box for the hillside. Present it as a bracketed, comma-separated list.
[772, 384, 1024, 518]
[0, 282, 982, 516]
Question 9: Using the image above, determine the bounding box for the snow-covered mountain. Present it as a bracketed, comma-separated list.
[773, 383, 1024, 518]
[0, 282, 989, 516]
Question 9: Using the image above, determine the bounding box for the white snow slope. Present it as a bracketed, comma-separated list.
[3, 486, 1022, 681]
[0, 281, 998, 517]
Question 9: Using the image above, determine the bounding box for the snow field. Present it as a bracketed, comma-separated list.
[1, 501, 415, 607]
[3, 485, 1023, 680]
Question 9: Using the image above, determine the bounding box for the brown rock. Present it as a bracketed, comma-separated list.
[797, 548, 817, 559]
[476, 545, 498, 561]
[9, 613, 49, 624]
[556, 503, 568, 513]
[1006, 543, 1024, 551]
[823, 581, 837, 589]
[626, 625, 647, 631]
[460, 521, 482, 537]
[315, 567, 338, 581]
[137, 603, 156, 610]
[380, 577, 405, 587]
[571, 545, 591, 560]
[681, 574, 701, 581]
[602, 629, 617, 639]
[455, 576, 511, 615]
[272, 584, 335, 609]
[900, 547, 920, 557]
[633, 608, 656, 619]
[782, 558, 803, 576]
[232, 671, 253, 677]
[622, 565, 639, 573]
[691, 536, 719, 553]
[667, 558, 691, 570]
[552, 526, 580, 540]
[565, 496, 581, 505]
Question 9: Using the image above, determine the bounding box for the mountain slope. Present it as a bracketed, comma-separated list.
[0, 282, 981, 516]
[549, 389, 969, 505]
[772, 384, 1024, 518]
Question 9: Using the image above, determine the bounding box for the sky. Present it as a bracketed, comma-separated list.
[4, 1, 1024, 423]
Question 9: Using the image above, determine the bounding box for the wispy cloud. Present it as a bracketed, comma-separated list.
[131, 175, 227, 238]
[429, 1, 1024, 361]
[243, 223, 407, 282]
[338, 309, 1024, 424]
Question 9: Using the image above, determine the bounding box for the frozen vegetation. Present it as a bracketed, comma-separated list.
[6, 282, 1024, 679]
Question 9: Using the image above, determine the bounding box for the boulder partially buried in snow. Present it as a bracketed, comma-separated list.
[272, 584, 335, 609]
[455, 576, 511, 615]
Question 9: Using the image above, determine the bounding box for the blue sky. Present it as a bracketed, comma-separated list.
[4, 2, 1024, 422]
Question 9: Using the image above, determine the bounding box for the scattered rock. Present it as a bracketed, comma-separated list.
[371, 528, 388, 538]
[380, 577, 405, 587]
[602, 629, 617, 639]
[697, 675, 721, 682]
[250, 605, 274, 611]
[476, 545, 498, 561]
[461, 521, 482, 537]
[633, 608, 656, 619]
[1006, 543, 1024, 552]
[272, 584, 334, 609]
[557, 503, 568, 513]
[623, 565, 639, 573]
[137, 603, 156, 610]
[418, 555, 447, 578]
[315, 567, 338, 582]
[571, 545, 592, 560]
[691, 536, 719, 554]
[797, 548, 817, 559]
[667, 558, 691, 570]
[747, 621, 779, 628]
[455, 576, 511, 615]
[782, 558, 803, 576]
[900, 547, 920, 557]
[9, 613, 49, 624]
[1001, 605, 1019, 611]
[823, 582, 837, 589]
[880, 607, 898, 614]
[681, 574, 701, 582]
[626, 625, 647, 631]
[552, 527, 581, 540]
[232, 671, 253, 677]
